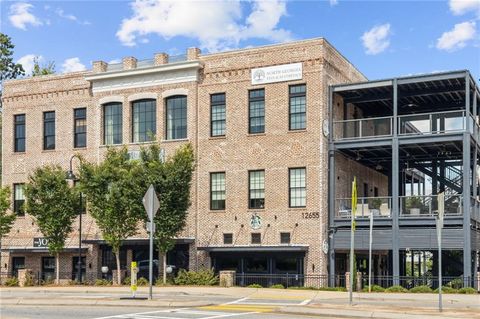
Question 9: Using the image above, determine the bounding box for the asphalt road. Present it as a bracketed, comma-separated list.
[0, 305, 331, 319]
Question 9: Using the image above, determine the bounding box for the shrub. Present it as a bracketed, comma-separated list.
[41, 278, 55, 286]
[137, 277, 149, 286]
[94, 279, 112, 286]
[247, 283, 262, 288]
[409, 285, 432, 293]
[433, 286, 458, 294]
[174, 268, 218, 286]
[5, 277, 19, 287]
[385, 285, 408, 293]
[270, 284, 285, 289]
[23, 272, 35, 287]
[458, 287, 477, 294]
[446, 278, 463, 290]
[362, 285, 385, 292]
[123, 276, 131, 285]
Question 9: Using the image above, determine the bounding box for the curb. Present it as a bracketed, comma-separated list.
[1, 298, 213, 308]
[277, 306, 476, 319]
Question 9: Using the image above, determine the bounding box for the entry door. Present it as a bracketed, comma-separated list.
[42, 257, 55, 281]
[72, 256, 86, 281]
[11, 257, 25, 277]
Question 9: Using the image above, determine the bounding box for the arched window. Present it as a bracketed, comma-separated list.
[103, 102, 123, 145]
[165, 95, 187, 140]
[132, 99, 156, 143]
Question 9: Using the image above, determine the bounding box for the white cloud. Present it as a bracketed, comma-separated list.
[449, 0, 480, 16]
[436, 21, 477, 51]
[9, 2, 42, 30]
[330, 0, 339, 6]
[116, 0, 292, 51]
[361, 23, 392, 55]
[17, 54, 42, 75]
[55, 8, 91, 25]
[61, 57, 86, 73]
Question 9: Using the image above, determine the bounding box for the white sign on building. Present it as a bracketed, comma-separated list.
[251, 62, 303, 85]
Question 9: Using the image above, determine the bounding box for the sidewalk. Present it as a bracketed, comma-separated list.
[1, 286, 479, 318]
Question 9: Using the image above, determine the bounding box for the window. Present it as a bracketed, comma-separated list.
[43, 111, 55, 150]
[14, 184, 25, 216]
[74, 108, 87, 148]
[103, 103, 123, 145]
[280, 232, 291, 244]
[289, 168, 306, 207]
[289, 84, 306, 130]
[14, 114, 25, 152]
[72, 256, 86, 281]
[211, 93, 226, 137]
[249, 170, 265, 209]
[251, 233, 261, 244]
[223, 233, 233, 245]
[249, 89, 265, 134]
[166, 95, 187, 140]
[210, 172, 226, 210]
[132, 99, 156, 143]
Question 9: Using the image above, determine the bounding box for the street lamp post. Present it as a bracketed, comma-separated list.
[66, 155, 82, 283]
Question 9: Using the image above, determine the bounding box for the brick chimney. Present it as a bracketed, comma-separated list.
[154, 53, 168, 66]
[92, 61, 107, 73]
[187, 47, 201, 61]
[123, 57, 137, 70]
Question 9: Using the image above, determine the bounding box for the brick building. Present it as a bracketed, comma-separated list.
[1, 38, 369, 283]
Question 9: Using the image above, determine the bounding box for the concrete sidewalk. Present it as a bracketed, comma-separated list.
[1, 286, 479, 318]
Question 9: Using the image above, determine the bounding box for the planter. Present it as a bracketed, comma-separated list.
[409, 208, 420, 215]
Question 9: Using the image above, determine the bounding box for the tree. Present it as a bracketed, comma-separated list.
[0, 186, 14, 272]
[24, 166, 80, 284]
[141, 143, 195, 284]
[0, 33, 25, 83]
[79, 148, 145, 285]
[31, 56, 55, 76]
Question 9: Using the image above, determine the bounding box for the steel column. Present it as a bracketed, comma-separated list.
[463, 132, 472, 286]
[328, 86, 336, 287]
[392, 79, 400, 284]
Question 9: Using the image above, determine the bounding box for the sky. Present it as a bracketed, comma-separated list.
[0, 0, 479, 81]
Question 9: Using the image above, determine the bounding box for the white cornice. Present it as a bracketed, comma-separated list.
[84, 61, 203, 82]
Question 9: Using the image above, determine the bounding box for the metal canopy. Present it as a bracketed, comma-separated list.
[197, 245, 309, 252]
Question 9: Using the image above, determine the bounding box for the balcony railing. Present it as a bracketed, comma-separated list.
[333, 110, 476, 140]
[400, 194, 462, 217]
[333, 117, 392, 140]
[336, 196, 392, 219]
[471, 197, 480, 222]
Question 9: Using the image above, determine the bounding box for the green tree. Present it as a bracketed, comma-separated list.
[141, 143, 195, 284]
[31, 56, 55, 76]
[0, 186, 14, 272]
[0, 33, 25, 83]
[79, 148, 145, 285]
[24, 166, 80, 284]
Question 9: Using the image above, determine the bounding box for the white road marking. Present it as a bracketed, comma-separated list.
[299, 299, 311, 305]
[223, 297, 248, 305]
[91, 308, 258, 319]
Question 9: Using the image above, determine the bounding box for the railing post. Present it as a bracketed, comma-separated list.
[359, 119, 363, 138]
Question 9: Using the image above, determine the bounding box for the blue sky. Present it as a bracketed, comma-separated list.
[1, 0, 479, 81]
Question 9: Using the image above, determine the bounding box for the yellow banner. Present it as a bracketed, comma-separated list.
[351, 176, 357, 231]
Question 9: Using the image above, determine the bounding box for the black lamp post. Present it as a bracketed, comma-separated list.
[66, 155, 82, 283]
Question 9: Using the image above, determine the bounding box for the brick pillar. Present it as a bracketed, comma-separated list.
[219, 270, 235, 287]
[123, 57, 137, 70]
[92, 61, 107, 73]
[187, 47, 201, 61]
[154, 53, 168, 66]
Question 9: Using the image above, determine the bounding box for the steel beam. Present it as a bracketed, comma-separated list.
[463, 132, 472, 287]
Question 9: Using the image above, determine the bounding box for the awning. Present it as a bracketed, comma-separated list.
[82, 237, 195, 245]
[8, 247, 88, 253]
[197, 245, 309, 253]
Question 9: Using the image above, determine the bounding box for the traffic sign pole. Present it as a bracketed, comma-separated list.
[143, 184, 160, 301]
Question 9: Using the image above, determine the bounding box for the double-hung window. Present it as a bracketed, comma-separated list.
[210, 172, 226, 210]
[14, 114, 26, 152]
[289, 168, 306, 207]
[103, 103, 123, 145]
[43, 111, 55, 150]
[166, 96, 187, 140]
[14, 184, 25, 216]
[132, 100, 156, 143]
[249, 170, 265, 209]
[211, 93, 226, 137]
[74, 108, 87, 148]
[249, 89, 265, 134]
[289, 84, 306, 130]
